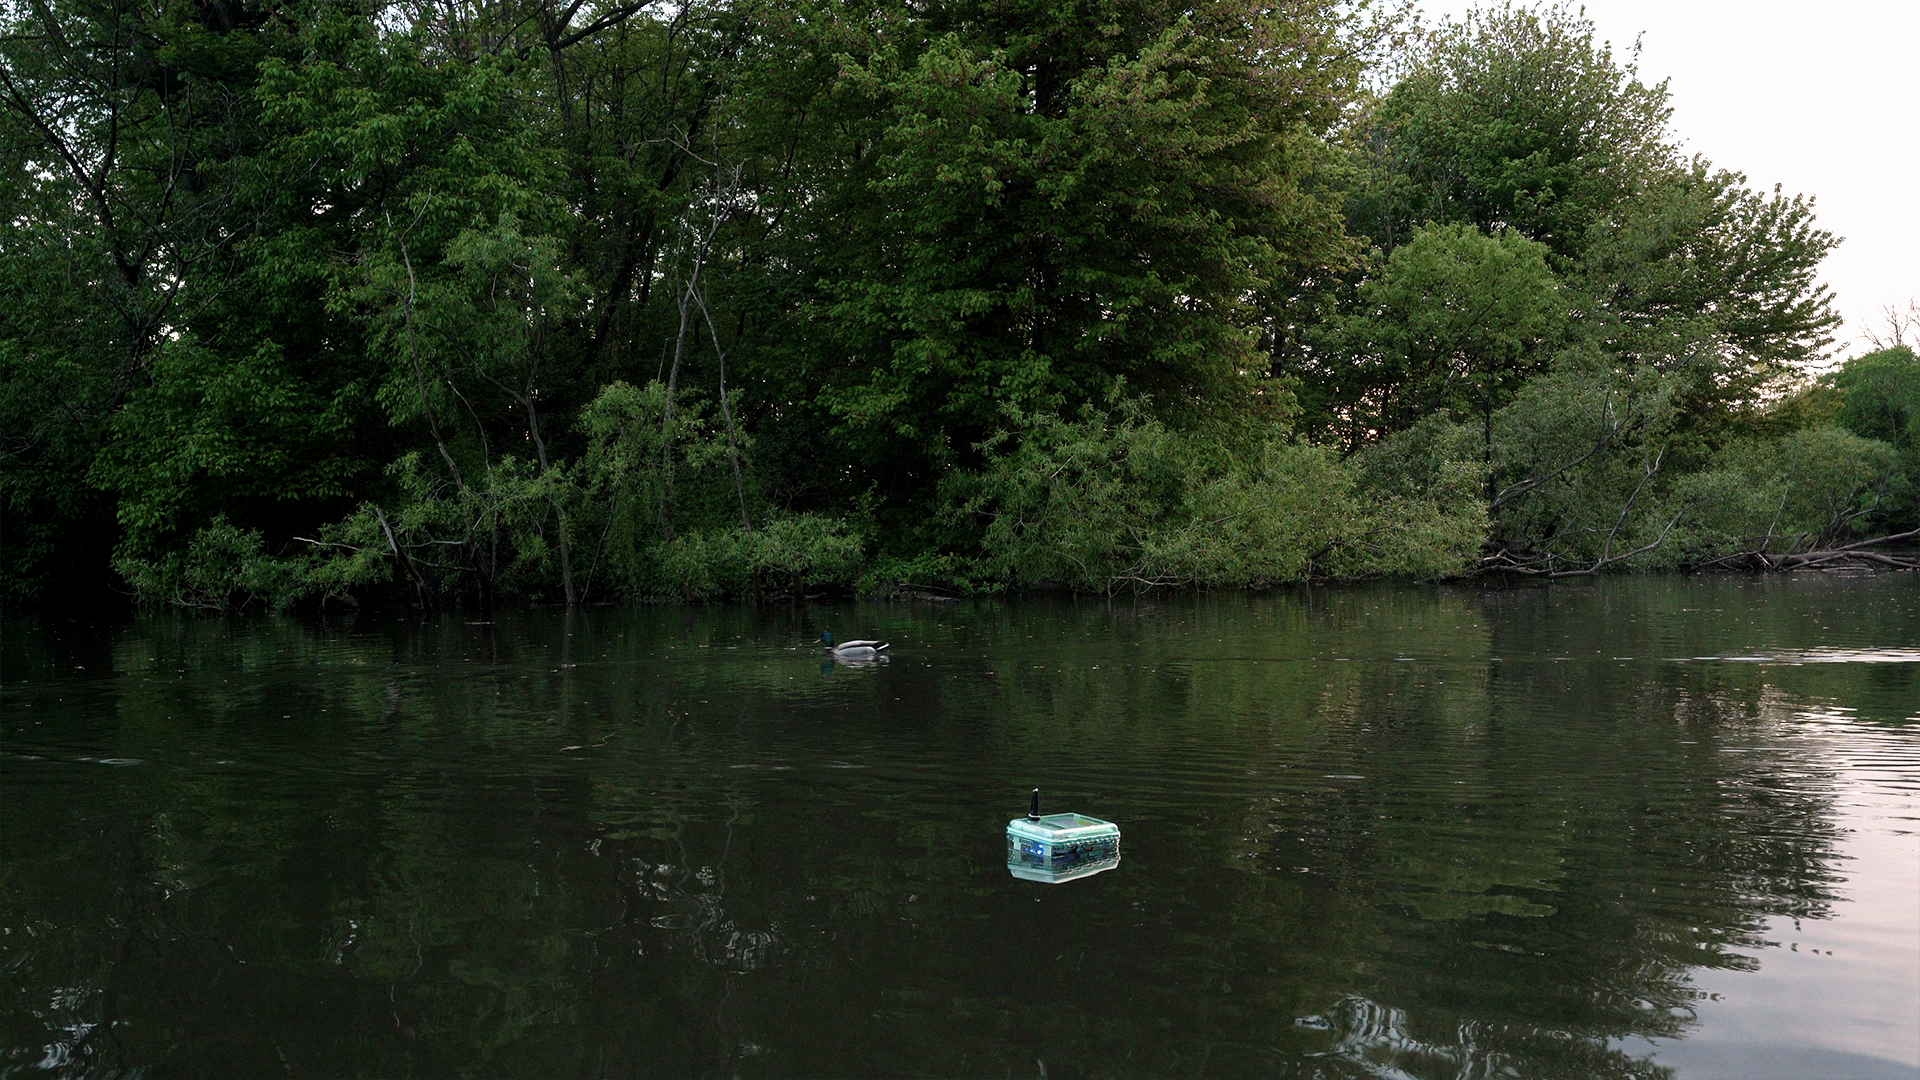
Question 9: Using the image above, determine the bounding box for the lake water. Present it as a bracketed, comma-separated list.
[3, 574, 1917, 1078]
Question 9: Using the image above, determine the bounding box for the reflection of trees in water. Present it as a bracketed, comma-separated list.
[636, 802, 785, 976]
[617, 797, 789, 1075]
[1214, 614, 1852, 1072]
[906, 585, 1860, 1072]
[1296, 993, 1677, 1079]
[0, 585, 1896, 1076]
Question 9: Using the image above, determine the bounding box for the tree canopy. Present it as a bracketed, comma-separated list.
[1, 0, 1901, 609]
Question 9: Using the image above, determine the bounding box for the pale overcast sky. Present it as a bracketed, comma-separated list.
[1412, 0, 1917, 363]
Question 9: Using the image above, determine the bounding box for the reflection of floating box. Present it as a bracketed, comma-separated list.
[1007, 813, 1121, 884]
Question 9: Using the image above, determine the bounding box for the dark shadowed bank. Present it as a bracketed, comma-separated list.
[4, 0, 1916, 612]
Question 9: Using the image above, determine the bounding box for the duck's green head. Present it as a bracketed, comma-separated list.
[818, 632, 833, 646]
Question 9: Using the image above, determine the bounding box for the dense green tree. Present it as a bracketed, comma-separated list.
[1569, 159, 1840, 428]
[1314, 4, 1838, 446]
[742, 0, 1369, 541]
[1822, 346, 1920, 530]
[89, 7, 578, 604]
[1827, 346, 1920, 453]
[1312, 223, 1564, 469]
[1351, 1, 1673, 259]
[0, 0, 303, 601]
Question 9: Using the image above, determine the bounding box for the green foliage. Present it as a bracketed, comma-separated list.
[1322, 223, 1564, 450]
[1669, 427, 1900, 560]
[90, 340, 364, 558]
[577, 381, 867, 600]
[1359, 2, 1674, 257]
[771, 0, 1364, 503]
[113, 517, 309, 613]
[1480, 362, 1689, 570]
[0, 0, 1877, 606]
[1570, 160, 1840, 420]
[260, 452, 578, 607]
[1821, 346, 1920, 529]
[1747, 384, 1845, 440]
[1470, 360, 1901, 573]
[0, 331, 119, 604]
[0, 0, 303, 602]
[947, 401, 1191, 588]
[577, 380, 745, 594]
[657, 516, 866, 600]
[749, 515, 867, 595]
[1344, 418, 1494, 575]
[1827, 347, 1920, 452]
[1311, 3, 1838, 452]
[950, 401, 1480, 590]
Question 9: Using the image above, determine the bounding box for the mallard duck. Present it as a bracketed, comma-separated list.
[820, 632, 889, 657]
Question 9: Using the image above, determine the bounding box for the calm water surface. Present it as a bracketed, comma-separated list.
[3, 575, 1917, 1078]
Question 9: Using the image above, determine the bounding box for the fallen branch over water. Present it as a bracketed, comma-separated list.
[1484, 526, 1920, 579]
[1765, 528, 1920, 571]
[1690, 528, 1920, 571]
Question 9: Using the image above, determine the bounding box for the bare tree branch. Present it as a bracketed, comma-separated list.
[1860, 297, 1918, 352]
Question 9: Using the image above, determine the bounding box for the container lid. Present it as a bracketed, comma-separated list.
[1007, 812, 1119, 842]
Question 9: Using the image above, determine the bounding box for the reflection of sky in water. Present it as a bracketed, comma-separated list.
[1616, 711, 1920, 1079]
[1691, 649, 1920, 665]
[1269, 682, 1920, 1079]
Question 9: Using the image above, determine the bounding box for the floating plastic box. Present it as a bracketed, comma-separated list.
[1006, 811, 1121, 884]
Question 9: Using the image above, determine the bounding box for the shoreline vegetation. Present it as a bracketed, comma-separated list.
[4, 0, 1916, 612]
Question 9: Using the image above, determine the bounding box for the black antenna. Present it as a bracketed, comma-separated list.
[1028, 788, 1042, 821]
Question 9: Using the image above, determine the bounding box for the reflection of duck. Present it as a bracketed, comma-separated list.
[819, 632, 889, 658]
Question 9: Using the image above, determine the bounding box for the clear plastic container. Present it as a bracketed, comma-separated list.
[1006, 812, 1121, 884]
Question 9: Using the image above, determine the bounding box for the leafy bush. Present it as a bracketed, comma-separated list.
[574, 382, 866, 598]
[949, 400, 1483, 590]
[657, 515, 866, 600]
[1668, 427, 1900, 561]
[945, 401, 1188, 588]
[1823, 346, 1920, 531]
[1479, 363, 1686, 570]
[1343, 418, 1489, 578]
[114, 517, 307, 612]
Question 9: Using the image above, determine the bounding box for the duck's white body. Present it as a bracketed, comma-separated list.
[821, 633, 889, 657]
